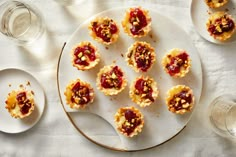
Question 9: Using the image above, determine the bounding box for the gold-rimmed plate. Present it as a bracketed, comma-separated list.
[57, 7, 202, 151]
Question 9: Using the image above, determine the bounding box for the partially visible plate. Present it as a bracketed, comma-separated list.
[0, 69, 45, 133]
[191, 0, 236, 44]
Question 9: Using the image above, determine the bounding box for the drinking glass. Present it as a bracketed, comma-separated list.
[207, 94, 236, 138]
[0, 0, 44, 45]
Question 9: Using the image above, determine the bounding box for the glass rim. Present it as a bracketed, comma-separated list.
[225, 105, 236, 137]
[210, 94, 236, 138]
[0, 0, 45, 45]
[0, 0, 33, 38]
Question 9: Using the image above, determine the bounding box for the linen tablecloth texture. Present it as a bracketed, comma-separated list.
[0, 0, 236, 156]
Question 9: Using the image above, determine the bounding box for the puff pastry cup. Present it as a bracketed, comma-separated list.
[166, 85, 194, 114]
[205, 0, 228, 8]
[206, 12, 235, 41]
[114, 106, 144, 137]
[96, 65, 127, 95]
[126, 41, 156, 73]
[162, 48, 191, 78]
[88, 17, 119, 45]
[122, 7, 151, 38]
[71, 41, 100, 71]
[129, 76, 158, 107]
[5, 89, 35, 119]
[64, 79, 94, 109]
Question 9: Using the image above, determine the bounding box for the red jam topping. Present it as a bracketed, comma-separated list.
[169, 90, 192, 110]
[92, 19, 118, 43]
[100, 66, 123, 89]
[208, 16, 235, 35]
[74, 44, 96, 66]
[135, 78, 154, 102]
[16, 92, 32, 115]
[122, 109, 141, 135]
[71, 82, 91, 105]
[129, 8, 148, 35]
[134, 44, 152, 72]
[166, 52, 189, 76]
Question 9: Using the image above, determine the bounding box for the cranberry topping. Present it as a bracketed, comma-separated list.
[122, 109, 141, 135]
[16, 92, 26, 104]
[208, 17, 235, 35]
[134, 44, 152, 72]
[100, 66, 123, 89]
[169, 90, 192, 110]
[92, 20, 118, 42]
[166, 52, 189, 76]
[74, 44, 96, 66]
[20, 100, 32, 115]
[129, 8, 148, 35]
[71, 82, 91, 105]
[16, 92, 32, 115]
[135, 79, 154, 102]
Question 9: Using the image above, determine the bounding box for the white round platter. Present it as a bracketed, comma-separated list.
[57, 7, 202, 151]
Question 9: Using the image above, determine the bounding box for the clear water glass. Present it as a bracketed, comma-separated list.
[208, 94, 236, 138]
[0, 1, 44, 45]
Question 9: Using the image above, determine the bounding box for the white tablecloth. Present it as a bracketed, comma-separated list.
[0, 0, 236, 156]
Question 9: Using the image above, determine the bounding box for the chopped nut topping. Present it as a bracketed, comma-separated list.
[78, 52, 83, 58]
[167, 86, 194, 114]
[182, 103, 190, 108]
[115, 107, 144, 137]
[81, 56, 86, 61]
[90, 17, 118, 44]
[111, 72, 117, 79]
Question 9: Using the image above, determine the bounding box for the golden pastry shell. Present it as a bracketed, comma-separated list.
[206, 12, 236, 41]
[122, 7, 151, 38]
[88, 17, 120, 45]
[71, 41, 100, 71]
[64, 79, 94, 109]
[126, 41, 156, 73]
[129, 75, 158, 107]
[96, 64, 127, 96]
[5, 89, 35, 119]
[162, 48, 191, 78]
[114, 106, 144, 137]
[166, 85, 195, 114]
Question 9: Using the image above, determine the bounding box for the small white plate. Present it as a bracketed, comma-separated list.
[0, 68, 45, 133]
[191, 0, 236, 44]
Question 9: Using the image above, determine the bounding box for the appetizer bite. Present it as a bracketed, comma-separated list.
[89, 17, 119, 45]
[129, 76, 158, 107]
[166, 85, 194, 114]
[206, 12, 235, 41]
[71, 41, 100, 70]
[64, 79, 94, 109]
[5, 89, 35, 119]
[114, 106, 144, 137]
[96, 65, 127, 95]
[162, 48, 191, 78]
[126, 41, 156, 73]
[122, 7, 151, 38]
[205, 0, 228, 8]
